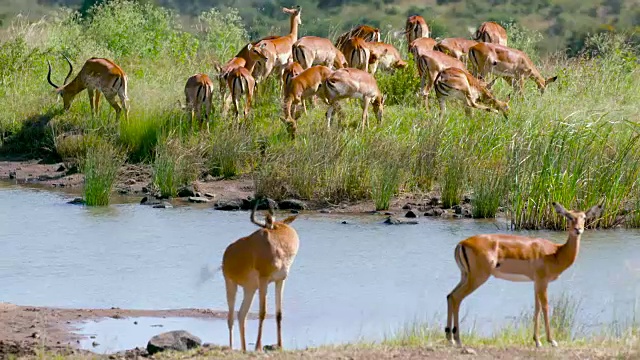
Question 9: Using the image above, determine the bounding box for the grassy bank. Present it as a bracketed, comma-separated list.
[0, 0, 639, 228]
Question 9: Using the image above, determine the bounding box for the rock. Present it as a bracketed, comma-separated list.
[461, 348, 477, 355]
[214, 199, 243, 211]
[429, 196, 440, 206]
[38, 174, 56, 181]
[177, 185, 196, 198]
[152, 202, 173, 209]
[188, 196, 210, 204]
[263, 344, 280, 351]
[67, 198, 85, 205]
[204, 193, 215, 198]
[92, 341, 100, 347]
[142, 186, 150, 194]
[125, 179, 136, 185]
[56, 165, 66, 172]
[204, 174, 215, 182]
[384, 216, 418, 225]
[405, 210, 417, 218]
[243, 197, 278, 211]
[402, 204, 412, 210]
[195, 192, 202, 197]
[319, 209, 331, 214]
[146, 330, 202, 355]
[140, 196, 163, 206]
[9, 171, 16, 179]
[290, 210, 300, 214]
[424, 208, 444, 217]
[341, 220, 348, 224]
[384, 212, 394, 216]
[453, 205, 463, 214]
[278, 199, 306, 210]
[463, 208, 473, 218]
[463, 195, 472, 204]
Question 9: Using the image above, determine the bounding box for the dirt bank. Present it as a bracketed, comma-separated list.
[0, 157, 463, 217]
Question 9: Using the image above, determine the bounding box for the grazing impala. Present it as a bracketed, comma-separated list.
[47, 55, 129, 120]
[433, 67, 509, 120]
[282, 65, 333, 136]
[471, 21, 508, 46]
[226, 67, 256, 123]
[322, 68, 385, 130]
[435, 38, 478, 64]
[415, 50, 466, 108]
[182, 73, 214, 130]
[367, 42, 407, 74]
[282, 61, 304, 89]
[341, 37, 371, 72]
[222, 198, 300, 352]
[335, 24, 380, 53]
[292, 36, 347, 70]
[408, 37, 437, 60]
[469, 42, 558, 94]
[252, 6, 302, 87]
[405, 15, 430, 45]
[445, 202, 602, 348]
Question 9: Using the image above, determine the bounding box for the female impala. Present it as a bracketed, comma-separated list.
[226, 67, 256, 124]
[433, 67, 509, 120]
[471, 21, 508, 46]
[252, 6, 302, 87]
[282, 62, 304, 89]
[435, 38, 478, 64]
[182, 73, 214, 130]
[366, 42, 407, 74]
[322, 68, 385, 130]
[47, 55, 129, 120]
[446, 202, 602, 348]
[408, 37, 437, 60]
[468, 42, 558, 94]
[282, 65, 333, 137]
[341, 37, 371, 72]
[415, 50, 465, 108]
[335, 24, 380, 53]
[292, 36, 347, 70]
[222, 199, 300, 352]
[405, 15, 430, 45]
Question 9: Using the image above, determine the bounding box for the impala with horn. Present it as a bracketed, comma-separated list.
[47, 55, 129, 120]
[445, 202, 602, 348]
[222, 197, 300, 352]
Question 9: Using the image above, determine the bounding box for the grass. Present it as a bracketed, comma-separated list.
[0, 1, 639, 229]
[82, 139, 122, 206]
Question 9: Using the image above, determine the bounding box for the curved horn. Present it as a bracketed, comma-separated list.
[250, 196, 267, 228]
[62, 54, 73, 85]
[46, 60, 59, 89]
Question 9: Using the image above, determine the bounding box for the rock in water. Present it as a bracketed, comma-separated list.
[188, 197, 210, 203]
[383, 216, 418, 225]
[147, 330, 202, 355]
[278, 199, 307, 210]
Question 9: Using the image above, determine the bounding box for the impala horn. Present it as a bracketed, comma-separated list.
[46, 60, 59, 89]
[62, 54, 73, 86]
[250, 196, 267, 228]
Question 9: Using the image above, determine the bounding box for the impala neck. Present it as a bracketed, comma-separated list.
[288, 14, 299, 43]
[62, 76, 85, 96]
[556, 231, 581, 271]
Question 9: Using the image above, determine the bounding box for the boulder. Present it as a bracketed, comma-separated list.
[405, 210, 418, 218]
[188, 197, 210, 204]
[278, 199, 306, 210]
[424, 208, 444, 217]
[242, 197, 278, 211]
[383, 216, 418, 225]
[177, 185, 196, 198]
[67, 198, 85, 205]
[146, 330, 202, 355]
[140, 196, 164, 206]
[214, 199, 243, 211]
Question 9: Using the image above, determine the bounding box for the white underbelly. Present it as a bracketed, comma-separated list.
[492, 270, 533, 282]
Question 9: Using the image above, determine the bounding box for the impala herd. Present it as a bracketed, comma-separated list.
[45, 9, 558, 138]
[44, 10, 582, 353]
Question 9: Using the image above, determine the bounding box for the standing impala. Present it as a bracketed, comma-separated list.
[445, 202, 602, 348]
[322, 68, 385, 130]
[282, 61, 304, 89]
[341, 37, 372, 72]
[405, 15, 430, 45]
[182, 73, 213, 131]
[226, 66, 256, 124]
[366, 42, 407, 74]
[433, 67, 509, 120]
[335, 25, 380, 53]
[469, 42, 558, 94]
[282, 65, 333, 137]
[252, 6, 302, 87]
[435, 38, 478, 64]
[415, 50, 466, 108]
[47, 55, 129, 120]
[222, 199, 299, 352]
[292, 36, 347, 70]
[471, 21, 508, 46]
[408, 37, 437, 60]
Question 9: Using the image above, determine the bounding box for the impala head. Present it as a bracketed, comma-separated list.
[537, 75, 558, 94]
[553, 202, 603, 235]
[46, 55, 75, 110]
[247, 42, 273, 62]
[334, 49, 348, 68]
[250, 197, 276, 230]
[481, 80, 510, 118]
[283, 6, 302, 25]
[373, 93, 386, 123]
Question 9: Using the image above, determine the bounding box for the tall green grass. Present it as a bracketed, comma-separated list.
[0, 1, 639, 229]
[82, 140, 123, 206]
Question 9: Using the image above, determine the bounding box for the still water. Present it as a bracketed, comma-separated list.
[0, 184, 638, 353]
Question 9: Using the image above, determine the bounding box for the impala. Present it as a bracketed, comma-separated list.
[322, 68, 385, 130]
[408, 37, 437, 60]
[282, 65, 333, 137]
[226, 66, 256, 123]
[445, 202, 602, 348]
[47, 55, 129, 120]
[367, 42, 407, 74]
[405, 15, 430, 45]
[435, 38, 478, 64]
[282, 61, 304, 89]
[415, 50, 465, 108]
[252, 6, 302, 87]
[182, 73, 214, 130]
[433, 67, 509, 120]
[471, 21, 508, 46]
[468, 42, 558, 94]
[341, 37, 371, 72]
[335, 24, 380, 53]
[222, 198, 299, 352]
[292, 36, 347, 70]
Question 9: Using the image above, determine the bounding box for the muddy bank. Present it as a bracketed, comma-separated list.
[0, 158, 470, 218]
[0, 302, 231, 358]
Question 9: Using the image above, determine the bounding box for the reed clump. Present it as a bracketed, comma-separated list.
[82, 140, 123, 206]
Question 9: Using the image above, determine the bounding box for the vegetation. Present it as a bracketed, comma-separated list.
[82, 139, 122, 205]
[0, 0, 638, 226]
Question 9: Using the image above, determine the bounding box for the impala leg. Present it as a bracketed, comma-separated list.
[120, 92, 129, 121]
[537, 280, 557, 347]
[438, 97, 446, 121]
[238, 286, 257, 352]
[255, 277, 269, 351]
[449, 271, 490, 347]
[105, 95, 122, 122]
[94, 91, 101, 116]
[225, 278, 238, 350]
[326, 103, 335, 128]
[446, 273, 467, 344]
[533, 284, 542, 348]
[275, 280, 285, 350]
[87, 89, 95, 116]
[361, 98, 370, 130]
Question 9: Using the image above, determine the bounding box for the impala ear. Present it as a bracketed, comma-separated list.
[260, 43, 267, 49]
[552, 202, 573, 220]
[282, 215, 298, 224]
[585, 204, 603, 220]
[247, 43, 253, 51]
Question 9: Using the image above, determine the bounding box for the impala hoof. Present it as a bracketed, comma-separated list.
[550, 340, 558, 347]
[535, 340, 542, 348]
